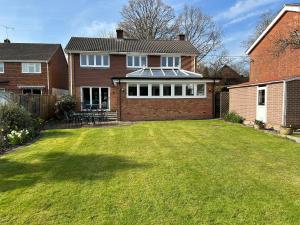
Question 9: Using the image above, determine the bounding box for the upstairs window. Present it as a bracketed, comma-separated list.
[161, 56, 180, 68]
[80, 54, 110, 67]
[127, 55, 147, 68]
[0, 63, 4, 73]
[22, 63, 41, 73]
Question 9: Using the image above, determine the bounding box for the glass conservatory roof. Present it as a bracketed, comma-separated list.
[126, 68, 203, 78]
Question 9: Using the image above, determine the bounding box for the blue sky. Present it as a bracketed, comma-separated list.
[0, 0, 296, 57]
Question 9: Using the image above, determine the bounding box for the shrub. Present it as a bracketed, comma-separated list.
[0, 102, 33, 136]
[55, 95, 76, 113]
[224, 112, 244, 124]
[0, 102, 42, 149]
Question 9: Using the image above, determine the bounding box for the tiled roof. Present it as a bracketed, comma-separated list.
[126, 68, 203, 78]
[0, 43, 60, 61]
[65, 37, 200, 55]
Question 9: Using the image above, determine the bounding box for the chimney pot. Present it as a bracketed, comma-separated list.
[116, 29, 124, 39]
[178, 34, 185, 41]
[4, 38, 10, 43]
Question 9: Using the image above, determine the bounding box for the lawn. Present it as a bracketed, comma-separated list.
[0, 120, 300, 225]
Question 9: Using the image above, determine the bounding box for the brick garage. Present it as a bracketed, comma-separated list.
[118, 83, 214, 121]
[229, 78, 300, 129]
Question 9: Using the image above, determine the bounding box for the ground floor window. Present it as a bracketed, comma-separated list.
[81, 87, 110, 110]
[22, 88, 42, 95]
[127, 83, 206, 98]
[0, 88, 5, 92]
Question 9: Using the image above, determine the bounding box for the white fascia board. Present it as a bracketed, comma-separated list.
[246, 5, 300, 55]
[112, 79, 219, 84]
[64, 50, 197, 57]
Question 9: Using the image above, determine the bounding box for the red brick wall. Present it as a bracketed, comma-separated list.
[229, 86, 257, 123]
[48, 46, 68, 93]
[70, 53, 196, 112]
[249, 11, 300, 83]
[119, 83, 214, 121]
[286, 80, 300, 128]
[0, 62, 49, 94]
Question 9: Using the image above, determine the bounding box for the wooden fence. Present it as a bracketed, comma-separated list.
[0, 93, 57, 119]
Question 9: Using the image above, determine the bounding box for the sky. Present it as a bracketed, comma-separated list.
[0, 0, 297, 58]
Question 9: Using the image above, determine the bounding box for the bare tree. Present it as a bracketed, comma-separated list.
[207, 50, 232, 77]
[243, 12, 275, 49]
[177, 5, 222, 60]
[119, 0, 177, 40]
[273, 26, 300, 55]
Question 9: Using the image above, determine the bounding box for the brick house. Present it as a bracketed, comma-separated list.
[0, 40, 68, 95]
[229, 4, 300, 129]
[65, 30, 219, 121]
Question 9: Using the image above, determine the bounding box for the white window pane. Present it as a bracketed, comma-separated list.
[81, 55, 87, 65]
[103, 55, 109, 66]
[127, 56, 133, 67]
[163, 84, 171, 96]
[88, 55, 94, 65]
[175, 85, 182, 96]
[197, 84, 205, 96]
[141, 56, 147, 67]
[128, 85, 137, 96]
[175, 57, 180, 67]
[134, 56, 140, 67]
[186, 84, 194, 96]
[152, 84, 160, 96]
[95, 55, 101, 66]
[161, 57, 167, 67]
[0, 63, 4, 73]
[168, 57, 173, 67]
[28, 65, 35, 73]
[139, 84, 148, 96]
[35, 63, 41, 73]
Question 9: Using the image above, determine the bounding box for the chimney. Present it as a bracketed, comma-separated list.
[116, 29, 124, 39]
[4, 38, 11, 43]
[178, 34, 185, 41]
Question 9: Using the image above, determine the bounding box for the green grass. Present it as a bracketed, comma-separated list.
[0, 120, 300, 225]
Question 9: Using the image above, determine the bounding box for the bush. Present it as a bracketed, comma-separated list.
[224, 112, 244, 124]
[55, 95, 76, 119]
[55, 95, 76, 113]
[0, 102, 42, 149]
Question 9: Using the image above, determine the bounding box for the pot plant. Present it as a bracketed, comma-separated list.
[280, 125, 293, 135]
[254, 120, 265, 130]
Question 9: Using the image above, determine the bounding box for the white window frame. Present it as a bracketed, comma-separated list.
[21, 63, 41, 74]
[80, 86, 111, 111]
[126, 55, 148, 68]
[160, 55, 181, 69]
[126, 82, 206, 99]
[22, 88, 43, 95]
[0, 62, 4, 73]
[80, 54, 110, 68]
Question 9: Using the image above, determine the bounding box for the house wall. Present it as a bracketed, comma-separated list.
[286, 80, 300, 128]
[229, 86, 257, 124]
[118, 83, 214, 121]
[0, 62, 49, 94]
[70, 53, 196, 111]
[48, 46, 68, 94]
[249, 11, 300, 83]
[266, 82, 283, 129]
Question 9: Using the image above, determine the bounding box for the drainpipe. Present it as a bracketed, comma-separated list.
[118, 80, 122, 121]
[282, 80, 287, 127]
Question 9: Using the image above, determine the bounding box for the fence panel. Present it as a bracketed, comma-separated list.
[0, 93, 56, 119]
[220, 92, 229, 118]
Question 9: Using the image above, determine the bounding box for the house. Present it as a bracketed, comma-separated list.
[65, 30, 219, 121]
[216, 65, 248, 90]
[0, 39, 68, 95]
[229, 4, 300, 129]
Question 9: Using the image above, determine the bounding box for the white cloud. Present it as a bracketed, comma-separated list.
[224, 10, 266, 27]
[215, 0, 277, 21]
[80, 21, 117, 37]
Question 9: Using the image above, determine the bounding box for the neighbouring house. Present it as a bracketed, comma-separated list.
[229, 4, 300, 129]
[65, 30, 219, 121]
[216, 65, 248, 91]
[0, 39, 68, 95]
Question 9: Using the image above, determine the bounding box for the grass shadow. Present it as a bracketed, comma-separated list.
[41, 130, 75, 139]
[0, 152, 149, 192]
